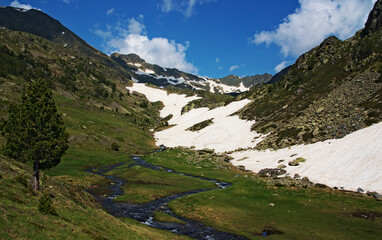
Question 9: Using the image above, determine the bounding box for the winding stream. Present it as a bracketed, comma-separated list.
[86, 153, 247, 240]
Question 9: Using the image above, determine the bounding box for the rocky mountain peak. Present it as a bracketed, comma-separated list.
[111, 53, 146, 64]
[361, 0, 382, 38]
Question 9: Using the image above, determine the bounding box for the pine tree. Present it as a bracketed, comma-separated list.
[1, 79, 69, 191]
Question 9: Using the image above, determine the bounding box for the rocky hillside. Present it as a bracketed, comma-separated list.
[112, 53, 260, 94]
[238, 0, 382, 150]
[0, 6, 124, 72]
[219, 73, 273, 88]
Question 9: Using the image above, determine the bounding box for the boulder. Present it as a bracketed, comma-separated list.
[258, 168, 287, 177]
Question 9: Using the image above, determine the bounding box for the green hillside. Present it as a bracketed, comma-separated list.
[238, 7, 382, 150]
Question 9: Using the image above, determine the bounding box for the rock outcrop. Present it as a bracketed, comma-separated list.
[361, 0, 382, 38]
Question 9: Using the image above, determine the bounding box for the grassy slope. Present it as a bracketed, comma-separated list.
[143, 148, 382, 240]
[0, 155, 189, 240]
[0, 27, 186, 238]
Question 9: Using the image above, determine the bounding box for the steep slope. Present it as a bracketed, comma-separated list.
[238, 1, 382, 150]
[219, 73, 272, 88]
[267, 65, 292, 84]
[0, 6, 124, 72]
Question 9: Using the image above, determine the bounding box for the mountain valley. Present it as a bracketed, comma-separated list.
[0, 1, 382, 239]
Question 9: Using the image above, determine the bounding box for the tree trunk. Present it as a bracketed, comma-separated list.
[33, 160, 39, 191]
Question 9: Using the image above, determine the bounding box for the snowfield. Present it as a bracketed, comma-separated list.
[230, 122, 382, 193]
[127, 83, 382, 193]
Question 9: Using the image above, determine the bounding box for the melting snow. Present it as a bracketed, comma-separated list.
[126, 83, 382, 193]
[230, 122, 382, 193]
[126, 83, 261, 152]
[135, 70, 187, 85]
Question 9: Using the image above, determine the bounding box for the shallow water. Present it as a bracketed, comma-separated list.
[86, 154, 247, 240]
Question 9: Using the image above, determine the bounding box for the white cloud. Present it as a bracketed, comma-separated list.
[251, 0, 376, 57]
[215, 57, 220, 63]
[274, 61, 290, 73]
[10, 0, 39, 10]
[229, 65, 239, 72]
[106, 8, 115, 15]
[94, 14, 197, 73]
[94, 29, 112, 39]
[161, 0, 174, 12]
[127, 15, 146, 35]
[159, 0, 217, 17]
[110, 34, 198, 73]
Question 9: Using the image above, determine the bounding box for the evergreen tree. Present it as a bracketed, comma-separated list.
[1, 79, 68, 191]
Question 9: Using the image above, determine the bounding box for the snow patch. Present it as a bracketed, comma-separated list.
[230, 122, 382, 193]
[126, 83, 200, 121]
[126, 83, 261, 152]
[134, 69, 187, 85]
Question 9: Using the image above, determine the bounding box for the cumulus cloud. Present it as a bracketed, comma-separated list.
[110, 34, 198, 73]
[94, 15, 197, 73]
[215, 57, 220, 63]
[274, 61, 290, 73]
[229, 65, 239, 72]
[160, 0, 217, 17]
[10, 0, 39, 10]
[251, 0, 376, 57]
[127, 15, 146, 35]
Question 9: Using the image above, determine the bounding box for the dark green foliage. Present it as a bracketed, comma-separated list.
[1, 79, 69, 190]
[114, 137, 125, 142]
[15, 174, 28, 188]
[94, 85, 109, 99]
[111, 142, 120, 151]
[38, 192, 57, 215]
[139, 100, 149, 108]
[2, 78, 69, 168]
[0, 45, 50, 80]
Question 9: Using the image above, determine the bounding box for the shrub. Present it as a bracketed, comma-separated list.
[38, 192, 57, 215]
[111, 142, 120, 151]
[15, 175, 28, 188]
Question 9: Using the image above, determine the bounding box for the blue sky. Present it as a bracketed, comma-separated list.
[1, 0, 377, 78]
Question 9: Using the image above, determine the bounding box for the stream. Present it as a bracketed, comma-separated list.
[86, 151, 247, 240]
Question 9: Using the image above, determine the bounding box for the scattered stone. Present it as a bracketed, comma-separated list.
[357, 187, 364, 193]
[294, 174, 301, 179]
[258, 168, 287, 177]
[315, 183, 330, 189]
[316, 107, 325, 113]
[374, 194, 382, 201]
[301, 177, 312, 188]
[237, 165, 246, 171]
[269, 203, 275, 207]
[277, 160, 285, 163]
[366, 191, 378, 197]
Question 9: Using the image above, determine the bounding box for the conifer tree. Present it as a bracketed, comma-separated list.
[1, 79, 68, 191]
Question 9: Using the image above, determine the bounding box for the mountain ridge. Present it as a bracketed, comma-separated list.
[238, 0, 382, 150]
